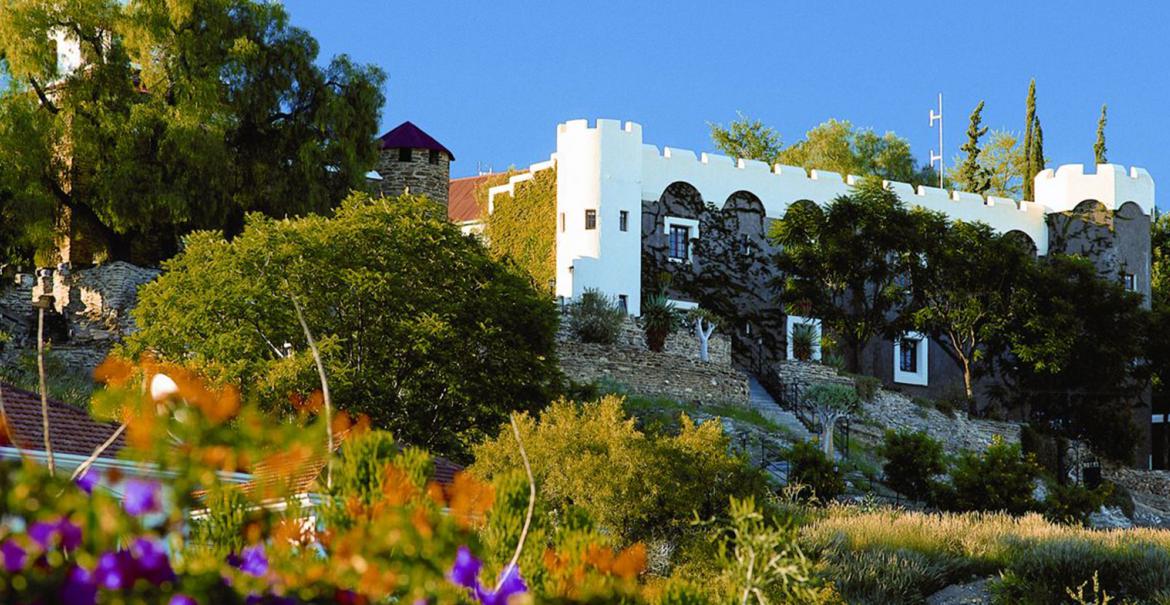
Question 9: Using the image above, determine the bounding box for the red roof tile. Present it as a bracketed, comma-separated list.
[0, 383, 125, 458]
[378, 121, 454, 160]
[448, 174, 492, 223]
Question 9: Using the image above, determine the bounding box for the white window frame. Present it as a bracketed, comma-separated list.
[664, 216, 699, 263]
[785, 315, 821, 361]
[893, 331, 929, 386]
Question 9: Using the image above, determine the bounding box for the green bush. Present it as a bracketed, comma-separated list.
[640, 292, 681, 352]
[994, 539, 1170, 605]
[790, 323, 818, 362]
[943, 436, 1041, 515]
[852, 375, 881, 402]
[1043, 481, 1111, 526]
[569, 288, 626, 345]
[785, 439, 844, 502]
[879, 429, 945, 502]
[825, 547, 968, 605]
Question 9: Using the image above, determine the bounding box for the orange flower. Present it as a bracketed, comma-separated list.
[381, 463, 418, 506]
[447, 472, 495, 528]
[93, 356, 135, 387]
[611, 543, 647, 580]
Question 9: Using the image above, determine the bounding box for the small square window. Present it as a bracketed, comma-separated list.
[618, 295, 628, 313]
[398, 148, 412, 162]
[429, 149, 440, 165]
[585, 209, 597, 230]
[669, 225, 690, 260]
[619, 210, 629, 232]
[899, 338, 919, 373]
[1124, 273, 1137, 292]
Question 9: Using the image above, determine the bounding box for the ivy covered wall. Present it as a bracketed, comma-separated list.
[481, 168, 558, 292]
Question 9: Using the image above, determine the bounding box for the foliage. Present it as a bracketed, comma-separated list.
[123, 193, 560, 461]
[820, 546, 967, 605]
[484, 168, 558, 291]
[850, 375, 881, 402]
[979, 130, 1027, 198]
[640, 293, 680, 352]
[1043, 481, 1111, 526]
[0, 349, 95, 408]
[1094, 104, 1108, 165]
[709, 497, 820, 605]
[568, 288, 626, 345]
[0, 0, 385, 263]
[950, 101, 991, 194]
[470, 397, 770, 565]
[707, 113, 784, 166]
[784, 439, 844, 502]
[790, 323, 817, 362]
[1023, 79, 1039, 201]
[941, 437, 1041, 515]
[990, 254, 1148, 461]
[913, 220, 1032, 401]
[878, 429, 945, 502]
[804, 383, 859, 456]
[995, 539, 1170, 605]
[771, 178, 934, 372]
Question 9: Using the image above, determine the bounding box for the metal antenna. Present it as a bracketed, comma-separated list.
[929, 93, 943, 188]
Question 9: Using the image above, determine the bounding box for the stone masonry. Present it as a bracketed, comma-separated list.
[374, 148, 451, 205]
[558, 316, 747, 405]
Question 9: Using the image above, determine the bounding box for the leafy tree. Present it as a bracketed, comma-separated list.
[122, 193, 560, 461]
[943, 436, 1041, 515]
[0, 0, 385, 264]
[804, 382, 859, 456]
[979, 130, 1026, 198]
[991, 255, 1148, 461]
[950, 101, 991, 194]
[707, 113, 783, 165]
[771, 178, 929, 372]
[1023, 79, 1038, 200]
[784, 439, 845, 501]
[483, 168, 557, 290]
[1094, 104, 1108, 165]
[914, 221, 1031, 402]
[879, 429, 945, 502]
[1030, 116, 1046, 187]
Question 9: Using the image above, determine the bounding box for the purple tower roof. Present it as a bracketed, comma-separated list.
[377, 121, 454, 160]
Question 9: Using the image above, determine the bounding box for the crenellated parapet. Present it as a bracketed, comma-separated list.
[1034, 164, 1155, 216]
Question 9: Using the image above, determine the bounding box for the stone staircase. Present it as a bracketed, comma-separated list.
[746, 375, 812, 442]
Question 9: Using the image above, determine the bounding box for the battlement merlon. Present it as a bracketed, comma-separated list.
[1034, 164, 1156, 216]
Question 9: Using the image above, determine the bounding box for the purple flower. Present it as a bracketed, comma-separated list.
[93, 550, 135, 590]
[1, 539, 25, 572]
[447, 545, 482, 589]
[475, 564, 528, 605]
[29, 521, 56, 548]
[57, 519, 82, 550]
[130, 537, 175, 584]
[26, 518, 82, 551]
[230, 545, 268, 577]
[169, 594, 197, 605]
[76, 468, 99, 494]
[61, 565, 97, 605]
[122, 478, 162, 516]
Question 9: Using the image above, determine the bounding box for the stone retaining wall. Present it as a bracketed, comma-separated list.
[558, 315, 732, 365]
[559, 341, 748, 405]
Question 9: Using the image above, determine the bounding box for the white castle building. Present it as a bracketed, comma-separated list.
[490, 119, 1155, 316]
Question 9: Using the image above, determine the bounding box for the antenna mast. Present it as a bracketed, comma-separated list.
[929, 93, 943, 188]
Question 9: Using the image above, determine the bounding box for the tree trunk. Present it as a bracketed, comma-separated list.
[821, 420, 835, 457]
[961, 356, 976, 415]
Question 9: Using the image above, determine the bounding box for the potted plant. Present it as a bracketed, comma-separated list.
[640, 293, 679, 352]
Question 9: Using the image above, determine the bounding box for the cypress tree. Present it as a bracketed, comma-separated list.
[955, 101, 991, 194]
[1023, 80, 1037, 200]
[1031, 116, 1045, 178]
[1095, 104, 1108, 165]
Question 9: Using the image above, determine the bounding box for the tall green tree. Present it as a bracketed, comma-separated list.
[914, 222, 1031, 402]
[122, 193, 562, 461]
[1031, 116, 1045, 181]
[708, 113, 783, 165]
[951, 101, 991, 194]
[979, 131, 1026, 198]
[770, 178, 933, 373]
[0, 0, 385, 264]
[1022, 79, 1037, 200]
[1094, 104, 1108, 165]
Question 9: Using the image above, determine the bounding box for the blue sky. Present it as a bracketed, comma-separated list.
[282, 1, 1169, 198]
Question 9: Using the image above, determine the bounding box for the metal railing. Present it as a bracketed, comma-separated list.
[754, 366, 850, 458]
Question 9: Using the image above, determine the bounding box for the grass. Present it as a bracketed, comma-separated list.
[802, 504, 1170, 605]
[599, 380, 786, 434]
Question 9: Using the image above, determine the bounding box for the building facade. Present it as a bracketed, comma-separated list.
[490, 118, 1158, 465]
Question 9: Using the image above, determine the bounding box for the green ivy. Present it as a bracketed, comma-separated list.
[483, 168, 557, 292]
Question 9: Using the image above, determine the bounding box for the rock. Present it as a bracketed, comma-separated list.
[1088, 505, 1134, 529]
[926, 577, 993, 605]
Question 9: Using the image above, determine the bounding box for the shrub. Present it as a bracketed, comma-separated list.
[785, 439, 844, 502]
[804, 383, 860, 456]
[640, 293, 680, 352]
[879, 429, 945, 503]
[825, 547, 966, 605]
[944, 436, 1041, 514]
[994, 539, 1170, 605]
[1044, 481, 1111, 526]
[569, 288, 626, 345]
[790, 323, 817, 361]
[851, 375, 881, 402]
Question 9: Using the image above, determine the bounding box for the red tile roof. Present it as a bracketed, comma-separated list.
[448, 174, 492, 223]
[378, 121, 454, 160]
[0, 383, 125, 457]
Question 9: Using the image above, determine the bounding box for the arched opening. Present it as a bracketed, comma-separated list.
[657, 181, 706, 217]
[1002, 230, 1039, 256]
[1073, 199, 1112, 226]
[773, 200, 822, 246]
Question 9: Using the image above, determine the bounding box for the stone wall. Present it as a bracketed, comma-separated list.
[557, 316, 746, 405]
[374, 147, 450, 205]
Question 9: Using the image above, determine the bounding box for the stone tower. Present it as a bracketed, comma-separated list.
[372, 121, 453, 205]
